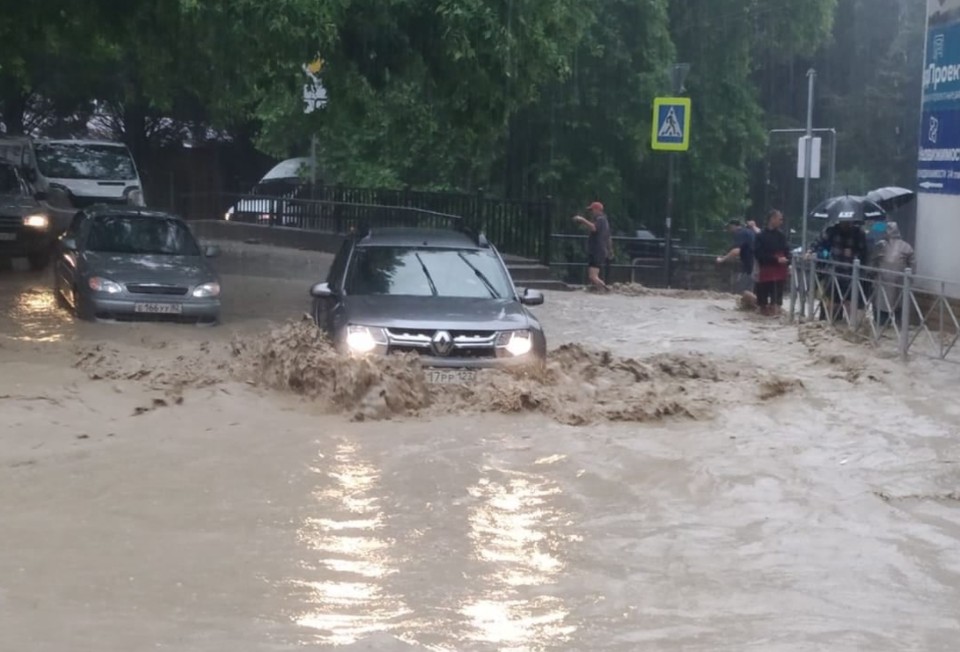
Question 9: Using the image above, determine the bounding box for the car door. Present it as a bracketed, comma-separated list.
[314, 239, 352, 332]
[56, 211, 87, 296]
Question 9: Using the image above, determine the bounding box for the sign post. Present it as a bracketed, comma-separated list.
[652, 91, 691, 287]
[801, 69, 817, 255]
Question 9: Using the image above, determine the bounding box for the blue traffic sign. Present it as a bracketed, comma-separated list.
[652, 97, 691, 151]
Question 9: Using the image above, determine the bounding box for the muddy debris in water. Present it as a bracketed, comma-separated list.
[73, 317, 772, 425]
[74, 342, 228, 391]
[230, 318, 431, 421]
[875, 490, 960, 504]
[608, 283, 733, 301]
[758, 376, 805, 400]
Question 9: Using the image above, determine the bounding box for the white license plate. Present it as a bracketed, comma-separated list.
[134, 303, 183, 315]
[425, 369, 478, 385]
[0, 232, 16, 241]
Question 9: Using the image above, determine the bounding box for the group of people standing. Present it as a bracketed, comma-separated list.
[718, 210, 916, 322]
[717, 210, 792, 316]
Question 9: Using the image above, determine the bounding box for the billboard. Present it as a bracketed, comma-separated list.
[918, 0, 960, 194]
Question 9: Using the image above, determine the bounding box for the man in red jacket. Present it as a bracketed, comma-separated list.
[754, 209, 792, 317]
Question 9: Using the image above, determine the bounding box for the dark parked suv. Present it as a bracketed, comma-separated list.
[310, 225, 546, 381]
[0, 162, 55, 269]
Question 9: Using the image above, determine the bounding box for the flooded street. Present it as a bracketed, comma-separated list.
[2, 246, 960, 651]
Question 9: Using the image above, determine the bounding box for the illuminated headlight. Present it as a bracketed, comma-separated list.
[23, 214, 49, 229]
[127, 188, 145, 206]
[496, 330, 534, 357]
[192, 282, 221, 298]
[224, 210, 232, 221]
[345, 325, 388, 355]
[88, 277, 123, 294]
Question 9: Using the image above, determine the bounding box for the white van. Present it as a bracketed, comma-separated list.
[0, 137, 145, 233]
[225, 157, 311, 225]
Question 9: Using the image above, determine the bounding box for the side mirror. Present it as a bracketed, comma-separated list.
[519, 287, 544, 306]
[310, 282, 335, 298]
[61, 237, 78, 251]
[204, 245, 221, 258]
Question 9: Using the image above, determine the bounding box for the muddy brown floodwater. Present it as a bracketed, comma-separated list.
[2, 243, 960, 651]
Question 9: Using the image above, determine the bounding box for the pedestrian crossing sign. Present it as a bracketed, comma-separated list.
[652, 97, 691, 151]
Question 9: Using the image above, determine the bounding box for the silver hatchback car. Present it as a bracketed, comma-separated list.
[54, 207, 222, 323]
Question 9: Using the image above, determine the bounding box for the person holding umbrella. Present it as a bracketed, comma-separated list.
[807, 196, 877, 321]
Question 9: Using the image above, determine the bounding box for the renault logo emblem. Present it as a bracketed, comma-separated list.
[432, 330, 454, 356]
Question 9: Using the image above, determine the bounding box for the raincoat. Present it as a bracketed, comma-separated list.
[872, 222, 915, 315]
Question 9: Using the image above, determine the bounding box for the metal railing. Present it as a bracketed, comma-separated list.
[789, 257, 960, 362]
[177, 186, 554, 264]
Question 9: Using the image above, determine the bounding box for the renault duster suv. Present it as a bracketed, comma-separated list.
[309, 225, 546, 380]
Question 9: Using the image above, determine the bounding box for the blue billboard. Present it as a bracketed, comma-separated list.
[919, 9, 960, 195]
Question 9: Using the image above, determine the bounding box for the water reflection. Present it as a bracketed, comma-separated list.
[294, 442, 410, 645]
[4, 286, 70, 342]
[460, 465, 577, 651]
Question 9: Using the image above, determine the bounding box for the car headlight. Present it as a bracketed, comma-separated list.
[127, 188, 145, 206]
[496, 330, 534, 357]
[88, 277, 123, 294]
[23, 214, 49, 230]
[345, 325, 388, 355]
[192, 282, 221, 298]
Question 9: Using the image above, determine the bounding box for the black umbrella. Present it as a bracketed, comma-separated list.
[865, 186, 916, 211]
[810, 195, 886, 222]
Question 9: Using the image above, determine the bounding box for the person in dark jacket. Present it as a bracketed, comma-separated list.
[753, 209, 792, 316]
[807, 219, 869, 322]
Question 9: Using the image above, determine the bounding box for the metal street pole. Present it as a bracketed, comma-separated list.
[665, 63, 690, 288]
[801, 68, 816, 254]
[665, 151, 675, 286]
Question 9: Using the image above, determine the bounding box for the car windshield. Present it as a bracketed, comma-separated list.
[0, 165, 21, 194]
[86, 216, 200, 256]
[346, 246, 513, 299]
[35, 143, 137, 180]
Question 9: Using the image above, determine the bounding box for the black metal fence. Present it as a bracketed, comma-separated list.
[549, 233, 725, 288]
[178, 184, 554, 264]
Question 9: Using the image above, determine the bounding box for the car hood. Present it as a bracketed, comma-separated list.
[342, 295, 534, 331]
[0, 193, 42, 217]
[81, 252, 215, 285]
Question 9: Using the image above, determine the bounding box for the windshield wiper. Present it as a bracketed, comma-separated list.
[457, 252, 500, 299]
[414, 252, 439, 296]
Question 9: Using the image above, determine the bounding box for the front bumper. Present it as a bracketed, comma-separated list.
[0, 228, 55, 256]
[406, 354, 543, 370]
[89, 296, 221, 321]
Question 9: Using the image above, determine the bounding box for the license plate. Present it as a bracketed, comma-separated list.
[425, 369, 477, 385]
[0, 232, 15, 241]
[134, 303, 183, 315]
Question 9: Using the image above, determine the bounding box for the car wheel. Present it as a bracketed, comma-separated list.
[27, 250, 51, 271]
[74, 287, 95, 321]
[54, 280, 70, 310]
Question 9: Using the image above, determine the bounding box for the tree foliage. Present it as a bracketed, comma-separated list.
[0, 0, 925, 238]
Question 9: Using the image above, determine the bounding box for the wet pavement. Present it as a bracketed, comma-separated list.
[2, 245, 960, 651]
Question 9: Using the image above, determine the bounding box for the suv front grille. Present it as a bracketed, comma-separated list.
[390, 345, 496, 359]
[0, 215, 21, 229]
[126, 284, 189, 296]
[385, 328, 498, 359]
